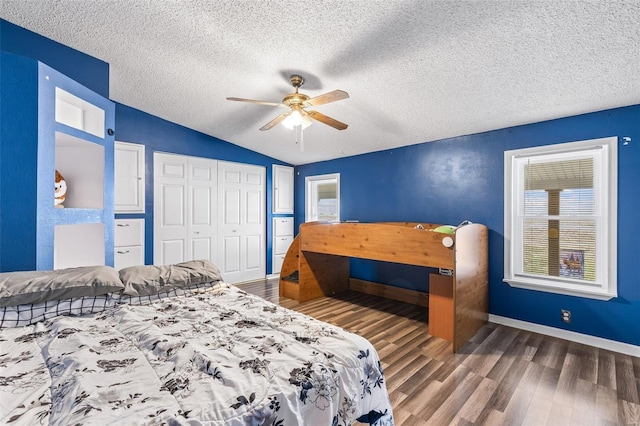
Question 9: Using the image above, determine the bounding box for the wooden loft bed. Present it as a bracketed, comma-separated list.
[279, 221, 489, 352]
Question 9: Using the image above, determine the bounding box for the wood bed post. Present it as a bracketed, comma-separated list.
[452, 223, 489, 352]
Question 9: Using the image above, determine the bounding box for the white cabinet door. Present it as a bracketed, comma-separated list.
[115, 219, 144, 246]
[115, 141, 145, 213]
[114, 218, 145, 270]
[271, 217, 294, 274]
[218, 161, 265, 283]
[273, 165, 294, 214]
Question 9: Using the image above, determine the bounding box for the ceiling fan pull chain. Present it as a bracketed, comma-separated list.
[296, 125, 304, 152]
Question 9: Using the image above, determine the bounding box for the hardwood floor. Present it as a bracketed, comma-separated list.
[238, 280, 640, 426]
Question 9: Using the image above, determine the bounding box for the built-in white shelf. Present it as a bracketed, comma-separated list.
[54, 223, 105, 269]
[55, 132, 104, 209]
[55, 87, 105, 138]
[0, 54, 115, 272]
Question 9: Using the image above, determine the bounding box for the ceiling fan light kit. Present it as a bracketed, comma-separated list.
[227, 74, 349, 136]
[282, 108, 312, 130]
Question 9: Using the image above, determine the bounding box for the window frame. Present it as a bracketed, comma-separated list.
[504, 137, 618, 300]
[305, 173, 340, 223]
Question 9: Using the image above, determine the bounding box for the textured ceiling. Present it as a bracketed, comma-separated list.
[2, 1, 639, 165]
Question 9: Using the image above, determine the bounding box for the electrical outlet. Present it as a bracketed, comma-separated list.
[561, 309, 571, 323]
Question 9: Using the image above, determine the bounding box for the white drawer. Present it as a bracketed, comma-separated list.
[274, 217, 293, 236]
[273, 254, 285, 274]
[114, 245, 144, 270]
[274, 235, 293, 254]
[115, 219, 144, 246]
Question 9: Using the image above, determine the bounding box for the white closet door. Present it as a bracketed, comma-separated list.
[154, 153, 188, 265]
[218, 161, 265, 283]
[188, 158, 217, 264]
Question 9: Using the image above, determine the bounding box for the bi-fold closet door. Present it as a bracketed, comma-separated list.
[217, 161, 266, 284]
[154, 153, 265, 283]
[154, 153, 217, 268]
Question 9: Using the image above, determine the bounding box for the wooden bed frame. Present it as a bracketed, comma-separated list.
[279, 221, 489, 352]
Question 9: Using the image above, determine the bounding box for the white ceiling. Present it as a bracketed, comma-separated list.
[2, 1, 639, 165]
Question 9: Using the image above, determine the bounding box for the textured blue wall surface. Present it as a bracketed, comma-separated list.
[1, 19, 109, 97]
[114, 103, 291, 271]
[295, 105, 640, 346]
[0, 52, 39, 271]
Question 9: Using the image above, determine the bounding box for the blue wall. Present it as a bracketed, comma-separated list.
[294, 105, 640, 346]
[0, 52, 39, 271]
[1, 19, 109, 97]
[114, 104, 291, 271]
[1, 19, 291, 274]
[1, 18, 109, 270]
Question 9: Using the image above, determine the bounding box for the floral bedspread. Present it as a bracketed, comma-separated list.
[0, 286, 393, 425]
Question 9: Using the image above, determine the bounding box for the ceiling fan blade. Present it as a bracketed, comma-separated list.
[305, 90, 349, 107]
[226, 97, 285, 107]
[307, 110, 348, 130]
[260, 111, 291, 131]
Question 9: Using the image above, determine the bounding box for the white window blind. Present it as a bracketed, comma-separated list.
[504, 137, 617, 300]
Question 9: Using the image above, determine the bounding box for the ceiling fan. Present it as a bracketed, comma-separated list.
[226, 74, 349, 131]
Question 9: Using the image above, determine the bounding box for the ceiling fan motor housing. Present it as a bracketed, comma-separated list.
[290, 74, 304, 89]
[283, 93, 310, 107]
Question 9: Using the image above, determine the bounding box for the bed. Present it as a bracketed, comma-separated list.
[0, 261, 394, 425]
[280, 221, 489, 352]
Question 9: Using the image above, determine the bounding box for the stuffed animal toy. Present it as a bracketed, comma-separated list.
[54, 170, 67, 208]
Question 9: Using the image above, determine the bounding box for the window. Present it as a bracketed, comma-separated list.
[306, 173, 340, 222]
[504, 137, 617, 300]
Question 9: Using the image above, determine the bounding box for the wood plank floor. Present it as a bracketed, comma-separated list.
[238, 280, 640, 426]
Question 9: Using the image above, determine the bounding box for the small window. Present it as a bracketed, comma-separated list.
[306, 173, 340, 222]
[504, 137, 617, 300]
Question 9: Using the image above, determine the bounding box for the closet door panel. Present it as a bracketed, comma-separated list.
[161, 240, 185, 266]
[162, 185, 185, 226]
[245, 234, 262, 270]
[223, 189, 241, 224]
[191, 186, 212, 225]
[218, 161, 265, 283]
[246, 190, 261, 224]
[223, 236, 241, 272]
[191, 237, 212, 262]
[154, 153, 188, 265]
[188, 158, 217, 265]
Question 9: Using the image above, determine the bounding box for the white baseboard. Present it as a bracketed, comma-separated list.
[489, 314, 640, 358]
[266, 273, 280, 280]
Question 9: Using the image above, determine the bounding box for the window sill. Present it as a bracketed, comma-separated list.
[503, 277, 616, 301]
